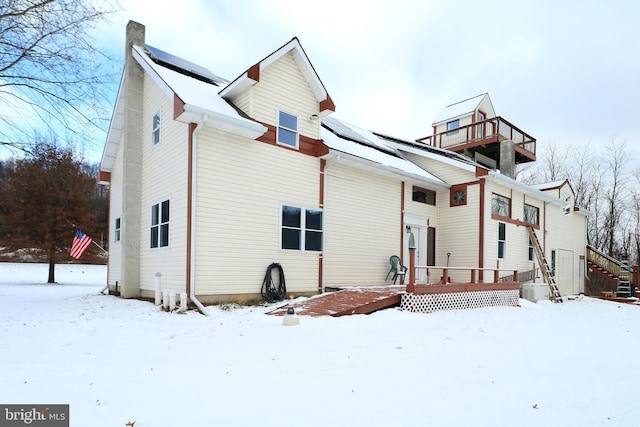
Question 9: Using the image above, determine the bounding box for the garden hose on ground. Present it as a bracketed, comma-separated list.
[261, 262, 286, 302]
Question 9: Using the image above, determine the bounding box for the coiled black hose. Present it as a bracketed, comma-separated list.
[261, 263, 286, 302]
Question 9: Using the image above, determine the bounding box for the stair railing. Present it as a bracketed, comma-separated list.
[586, 244, 634, 285]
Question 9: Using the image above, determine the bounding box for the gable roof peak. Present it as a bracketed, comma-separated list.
[219, 37, 335, 113]
[432, 93, 492, 125]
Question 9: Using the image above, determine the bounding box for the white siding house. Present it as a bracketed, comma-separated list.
[99, 21, 588, 308]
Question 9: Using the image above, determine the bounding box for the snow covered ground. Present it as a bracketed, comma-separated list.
[1, 262, 639, 427]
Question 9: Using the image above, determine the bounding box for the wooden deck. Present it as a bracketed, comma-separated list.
[267, 286, 405, 317]
[267, 281, 521, 317]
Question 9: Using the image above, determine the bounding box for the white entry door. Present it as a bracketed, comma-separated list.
[403, 219, 428, 283]
[557, 249, 574, 295]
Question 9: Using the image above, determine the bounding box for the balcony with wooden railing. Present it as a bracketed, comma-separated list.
[417, 116, 537, 164]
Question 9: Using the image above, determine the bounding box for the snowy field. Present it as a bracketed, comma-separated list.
[1, 262, 639, 427]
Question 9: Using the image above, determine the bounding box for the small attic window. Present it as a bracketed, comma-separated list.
[152, 110, 161, 145]
[277, 110, 298, 148]
[446, 119, 459, 135]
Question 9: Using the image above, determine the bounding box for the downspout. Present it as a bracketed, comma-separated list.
[320, 155, 340, 294]
[189, 115, 209, 316]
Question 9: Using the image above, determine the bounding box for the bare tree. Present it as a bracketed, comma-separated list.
[0, 0, 120, 153]
[601, 138, 630, 257]
[0, 139, 97, 283]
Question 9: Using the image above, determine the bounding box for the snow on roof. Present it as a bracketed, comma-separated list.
[432, 93, 487, 125]
[530, 180, 567, 191]
[133, 45, 235, 116]
[144, 44, 228, 86]
[132, 45, 266, 138]
[321, 118, 447, 187]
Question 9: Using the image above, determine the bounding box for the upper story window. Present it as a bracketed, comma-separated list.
[446, 119, 459, 135]
[524, 204, 539, 225]
[152, 110, 161, 146]
[491, 193, 511, 218]
[528, 237, 534, 261]
[498, 222, 506, 259]
[281, 205, 323, 252]
[114, 217, 121, 242]
[277, 111, 298, 148]
[412, 186, 436, 205]
[150, 199, 170, 248]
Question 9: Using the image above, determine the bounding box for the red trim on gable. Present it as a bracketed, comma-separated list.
[320, 94, 336, 113]
[247, 63, 260, 81]
[256, 122, 329, 157]
[173, 93, 185, 120]
[475, 166, 489, 177]
[98, 170, 111, 183]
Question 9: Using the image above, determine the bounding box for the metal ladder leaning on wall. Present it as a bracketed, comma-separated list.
[527, 226, 563, 303]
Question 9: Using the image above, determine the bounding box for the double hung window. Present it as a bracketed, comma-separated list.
[281, 205, 322, 251]
[150, 199, 170, 248]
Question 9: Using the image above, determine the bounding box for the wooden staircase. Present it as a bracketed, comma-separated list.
[527, 227, 563, 303]
[586, 245, 636, 297]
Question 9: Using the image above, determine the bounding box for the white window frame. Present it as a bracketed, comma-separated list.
[277, 110, 299, 149]
[114, 217, 121, 242]
[150, 199, 170, 248]
[280, 204, 323, 252]
[498, 222, 506, 259]
[152, 110, 161, 146]
[528, 237, 534, 261]
[446, 119, 459, 135]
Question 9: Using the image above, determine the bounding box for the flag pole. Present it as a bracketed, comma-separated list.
[92, 240, 109, 256]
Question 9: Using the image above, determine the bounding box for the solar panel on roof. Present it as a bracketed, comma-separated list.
[144, 44, 228, 86]
[322, 117, 398, 156]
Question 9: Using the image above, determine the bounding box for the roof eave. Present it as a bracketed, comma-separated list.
[100, 71, 126, 173]
[321, 149, 450, 190]
[180, 104, 267, 139]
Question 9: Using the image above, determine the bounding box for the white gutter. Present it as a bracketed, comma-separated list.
[488, 170, 568, 206]
[189, 115, 210, 316]
[181, 104, 267, 139]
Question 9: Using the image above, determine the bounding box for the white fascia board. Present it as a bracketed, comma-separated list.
[218, 72, 257, 99]
[132, 46, 174, 100]
[100, 71, 126, 172]
[488, 171, 576, 207]
[182, 104, 267, 139]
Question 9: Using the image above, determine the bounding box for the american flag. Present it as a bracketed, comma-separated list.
[70, 228, 92, 259]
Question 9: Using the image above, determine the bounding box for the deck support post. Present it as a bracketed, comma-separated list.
[407, 233, 416, 293]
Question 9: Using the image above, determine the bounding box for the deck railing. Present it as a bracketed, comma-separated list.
[418, 116, 536, 156]
[411, 265, 520, 285]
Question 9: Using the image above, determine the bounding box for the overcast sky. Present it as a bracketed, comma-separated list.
[97, 0, 639, 159]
